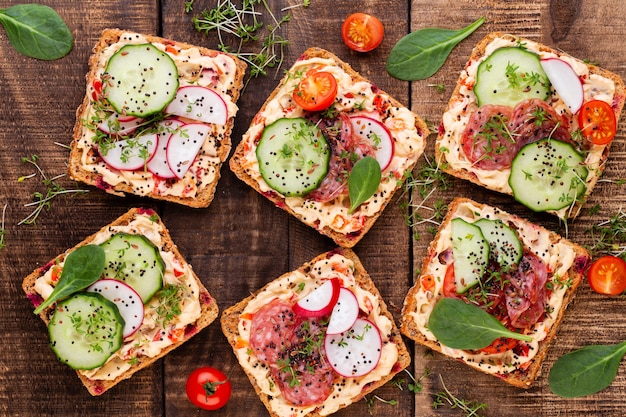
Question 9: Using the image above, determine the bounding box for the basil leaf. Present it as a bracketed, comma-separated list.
[0, 4, 73, 60]
[386, 16, 485, 81]
[428, 297, 532, 350]
[348, 156, 381, 214]
[34, 244, 105, 314]
[549, 341, 626, 398]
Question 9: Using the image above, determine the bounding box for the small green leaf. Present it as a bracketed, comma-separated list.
[428, 297, 532, 350]
[34, 245, 105, 314]
[549, 341, 626, 398]
[0, 4, 73, 60]
[348, 156, 381, 214]
[386, 17, 485, 81]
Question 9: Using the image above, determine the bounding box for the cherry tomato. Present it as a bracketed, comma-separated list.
[292, 71, 338, 111]
[341, 12, 384, 52]
[578, 99, 617, 145]
[185, 367, 232, 410]
[442, 264, 458, 298]
[587, 255, 626, 295]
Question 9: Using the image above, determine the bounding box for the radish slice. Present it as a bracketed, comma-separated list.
[99, 133, 158, 171]
[86, 279, 144, 338]
[293, 278, 341, 317]
[326, 287, 359, 334]
[146, 119, 185, 179]
[349, 115, 394, 171]
[166, 122, 211, 179]
[540, 58, 584, 114]
[98, 113, 144, 136]
[324, 318, 382, 377]
[165, 85, 228, 125]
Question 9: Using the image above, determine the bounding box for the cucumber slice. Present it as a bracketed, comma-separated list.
[104, 43, 179, 117]
[474, 47, 550, 107]
[100, 233, 164, 303]
[475, 218, 522, 268]
[256, 117, 330, 197]
[451, 218, 490, 293]
[509, 138, 588, 212]
[48, 292, 124, 370]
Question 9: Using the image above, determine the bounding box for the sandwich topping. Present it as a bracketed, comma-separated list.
[32, 210, 203, 382]
[438, 34, 622, 218]
[238, 53, 426, 235]
[405, 199, 590, 377]
[74, 32, 240, 200]
[234, 251, 400, 417]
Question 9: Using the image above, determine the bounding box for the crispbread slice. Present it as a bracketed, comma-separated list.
[221, 248, 410, 417]
[230, 47, 428, 247]
[22, 208, 219, 395]
[69, 29, 246, 208]
[435, 32, 625, 219]
[401, 198, 590, 388]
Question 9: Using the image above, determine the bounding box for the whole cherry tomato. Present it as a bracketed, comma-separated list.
[185, 367, 232, 410]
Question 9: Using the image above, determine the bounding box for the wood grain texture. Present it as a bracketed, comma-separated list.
[1, 0, 626, 415]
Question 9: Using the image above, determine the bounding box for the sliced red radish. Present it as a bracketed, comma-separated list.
[98, 113, 144, 136]
[166, 123, 211, 179]
[99, 132, 158, 171]
[349, 115, 394, 171]
[146, 118, 185, 179]
[165, 85, 228, 125]
[540, 58, 584, 114]
[86, 279, 144, 338]
[293, 278, 341, 317]
[324, 318, 382, 377]
[326, 287, 359, 334]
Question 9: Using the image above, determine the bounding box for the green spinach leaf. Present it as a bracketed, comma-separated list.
[0, 4, 73, 60]
[386, 17, 485, 81]
[34, 244, 105, 314]
[348, 156, 381, 214]
[549, 341, 626, 398]
[428, 297, 532, 350]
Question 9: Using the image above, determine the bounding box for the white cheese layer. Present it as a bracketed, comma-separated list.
[34, 213, 202, 381]
[234, 253, 398, 417]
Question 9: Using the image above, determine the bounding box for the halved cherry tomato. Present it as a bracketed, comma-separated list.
[587, 255, 626, 295]
[186, 367, 232, 410]
[341, 12, 384, 52]
[578, 99, 617, 145]
[292, 71, 338, 111]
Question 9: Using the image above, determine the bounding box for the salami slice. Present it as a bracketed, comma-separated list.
[504, 251, 549, 328]
[249, 299, 299, 364]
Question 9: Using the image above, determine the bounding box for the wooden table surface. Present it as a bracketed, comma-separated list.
[2, 0, 626, 416]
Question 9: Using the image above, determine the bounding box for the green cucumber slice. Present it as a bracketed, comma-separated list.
[48, 292, 124, 370]
[475, 218, 522, 268]
[509, 138, 588, 212]
[256, 117, 330, 197]
[100, 233, 164, 302]
[451, 218, 490, 293]
[474, 47, 550, 107]
[104, 43, 179, 117]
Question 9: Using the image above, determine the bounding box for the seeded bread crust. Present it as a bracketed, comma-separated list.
[221, 248, 411, 417]
[435, 32, 625, 218]
[69, 28, 247, 208]
[22, 208, 219, 395]
[401, 197, 590, 388]
[229, 47, 429, 247]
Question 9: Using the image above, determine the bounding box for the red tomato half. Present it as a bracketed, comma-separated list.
[186, 367, 232, 410]
[341, 12, 384, 52]
[442, 264, 457, 297]
[587, 255, 626, 295]
[578, 99, 617, 145]
[292, 71, 338, 112]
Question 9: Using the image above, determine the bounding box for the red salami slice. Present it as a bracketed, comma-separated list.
[509, 98, 570, 148]
[504, 251, 549, 328]
[249, 299, 298, 364]
[461, 105, 515, 170]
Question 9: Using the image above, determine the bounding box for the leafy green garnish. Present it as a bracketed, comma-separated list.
[0, 4, 73, 60]
[433, 374, 487, 416]
[386, 17, 485, 81]
[549, 341, 626, 398]
[428, 297, 532, 350]
[34, 245, 106, 314]
[348, 156, 381, 214]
